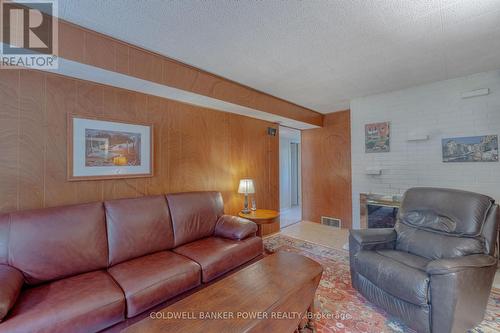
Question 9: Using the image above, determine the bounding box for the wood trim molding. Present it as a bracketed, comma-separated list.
[56, 19, 323, 127]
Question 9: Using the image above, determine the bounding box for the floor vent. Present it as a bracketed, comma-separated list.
[321, 216, 341, 228]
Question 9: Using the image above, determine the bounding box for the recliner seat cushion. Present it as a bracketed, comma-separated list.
[108, 251, 201, 318]
[0, 271, 125, 333]
[173, 237, 263, 283]
[375, 249, 430, 271]
[105, 196, 175, 266]
[355, 250, 429, 306]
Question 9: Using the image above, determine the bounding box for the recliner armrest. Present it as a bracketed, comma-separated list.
[0, 264, 24, 322]
[350, 228, 397, 245]
[214, 215, 258, 240]
[426, 254, 497, 275]
[348, 228, 397, 289]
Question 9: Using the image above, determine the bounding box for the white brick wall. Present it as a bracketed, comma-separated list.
[350, 69, 500, 229]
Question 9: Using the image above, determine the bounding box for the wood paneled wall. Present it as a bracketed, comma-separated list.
[0, 69, 279, 223]
[301, 110, 352, 228]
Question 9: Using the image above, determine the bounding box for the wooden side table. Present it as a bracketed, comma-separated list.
[238, 209, 280, 237]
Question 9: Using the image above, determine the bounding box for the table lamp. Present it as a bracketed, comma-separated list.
[238, 178, 255, 214]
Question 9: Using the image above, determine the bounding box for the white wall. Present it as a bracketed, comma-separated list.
[279, 126, 301, 210]
[280, 137, 292, 209]
[351, 69, 500, 228]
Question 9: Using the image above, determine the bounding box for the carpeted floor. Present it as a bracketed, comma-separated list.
[263, 234, 500, 333]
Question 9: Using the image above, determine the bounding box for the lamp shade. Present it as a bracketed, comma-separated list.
[238, 179, 255, 194]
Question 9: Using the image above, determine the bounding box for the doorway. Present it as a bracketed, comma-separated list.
[279, 126, 302, 228]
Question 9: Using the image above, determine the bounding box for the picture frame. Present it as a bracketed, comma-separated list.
[67, 114, 154, 181]
[365, 121, 390, 153]
[442, 135, 498, 163]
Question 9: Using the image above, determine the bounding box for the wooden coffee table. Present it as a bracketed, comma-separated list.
[123, 252, 323, 333]
[239, 209, 280, 237]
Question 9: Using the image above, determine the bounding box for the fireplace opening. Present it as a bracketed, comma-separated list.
[360, 193, 401, 229]
[367, 203, 399, 228]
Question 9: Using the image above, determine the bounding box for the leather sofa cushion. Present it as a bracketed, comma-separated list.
[6, 203, 108, 285]
[398, 187, 494, 236]
[105, 196, 174, 266]
[173, 236, 263, 283]
[0, 271, 125, 333]
[167, 192, 224, 247]
[108, 251, 201, 318]
[0, 265, 24, 322]
[395, 223, 485, 259]
[355, 250, 429, 306]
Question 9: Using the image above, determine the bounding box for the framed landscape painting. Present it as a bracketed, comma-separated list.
[442, 135, 498, 162]
[365, 121, 390, 153]
[68, 115, 153, 180]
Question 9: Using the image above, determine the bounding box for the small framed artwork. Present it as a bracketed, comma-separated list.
[442, 135, 498, 162]
[68, 115, 153, 180]
[365, 121, 390, 153]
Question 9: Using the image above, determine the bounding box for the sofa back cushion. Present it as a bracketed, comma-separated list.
[105, 195, 174, 266]
[2, 202, 108, 285]
[166, 191, 224, 247]
[396, 187, 495, 259]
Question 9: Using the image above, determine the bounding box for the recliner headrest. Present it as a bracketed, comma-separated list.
[398, 187, 494, 236]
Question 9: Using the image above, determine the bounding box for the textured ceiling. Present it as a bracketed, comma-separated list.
[57, 0, 500, 113]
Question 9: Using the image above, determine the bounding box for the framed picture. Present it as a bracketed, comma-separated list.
[68, 115, 153, 180]
[442, 135, 498, 162]
[365, 121, 390, 153]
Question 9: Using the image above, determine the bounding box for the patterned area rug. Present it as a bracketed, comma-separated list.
[263, 234, 500, 333]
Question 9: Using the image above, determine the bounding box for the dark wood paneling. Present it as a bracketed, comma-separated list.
[0, 70, 19, 212]
[0, 70, 279, 229]
[84, 31, 116, 72]
[45, 75, 79, 207]
[301, 110, 352, 228]
[19, 71, 45, 210]
[228, 116, 280, 234]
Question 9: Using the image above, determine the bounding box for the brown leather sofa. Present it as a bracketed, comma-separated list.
[349, 187, 499, 333]
[0, 191, 263, 333]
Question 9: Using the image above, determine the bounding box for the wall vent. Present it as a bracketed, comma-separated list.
[321, 216, 341, 228]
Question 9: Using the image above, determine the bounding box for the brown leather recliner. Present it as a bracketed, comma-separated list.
[0, 191, 263, 333]
[349, 187, 499, 333]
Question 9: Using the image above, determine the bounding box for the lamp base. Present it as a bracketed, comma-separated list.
[241, 194, 251, 214]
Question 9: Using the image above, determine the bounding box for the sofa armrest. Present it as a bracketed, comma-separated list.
[214, 215, 258, 240]
[426, 254, 497, 275]
[0, 264, 24, 322]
